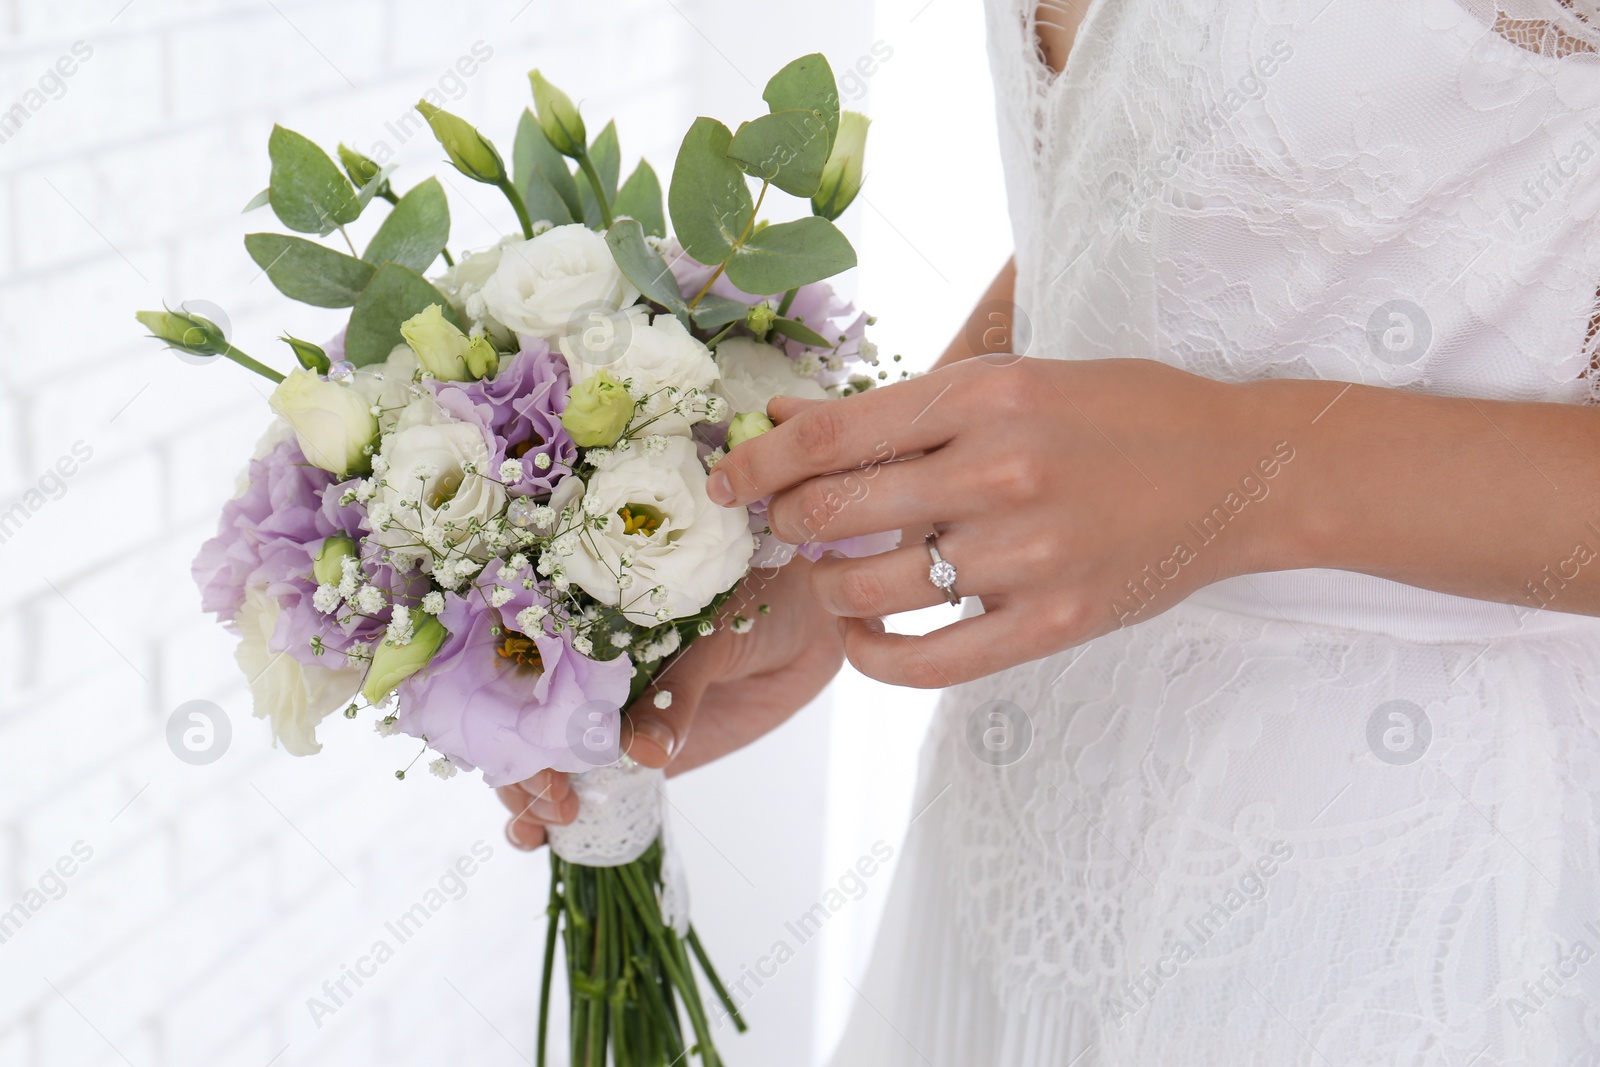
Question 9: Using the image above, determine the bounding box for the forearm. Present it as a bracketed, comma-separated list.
[1254, 378, 1600, 615]
[933, 257, 1017, 370]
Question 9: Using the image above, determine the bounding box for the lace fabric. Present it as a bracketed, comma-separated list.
[827, 0, 1600, 1063]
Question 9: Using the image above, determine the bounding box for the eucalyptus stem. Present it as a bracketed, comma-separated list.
[575, 150, 614, 228]
[689, 180, 768, 309]
[497, 178, 536, 239]
[688, 928, 747, 1033]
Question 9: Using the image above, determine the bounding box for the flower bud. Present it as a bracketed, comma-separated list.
[361, 613, 448, 705]
[337, 142, 388, 195]
[812, 111, 870, 221]
[527, 70, 587, 157]
[281, 334, 330, 375]
[745, 304, 776, 339]
[463, 334, 500, 380]
[416, 101, 507, 184]
[726, 410, 775, 449]
[312, 536, 358, 586]
[560, 369, 634, 447]
[136, 308, 229, 357]
[400, 304, 472, 381]
[268, 369, 379, 477]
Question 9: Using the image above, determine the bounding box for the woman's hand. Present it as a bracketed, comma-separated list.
[498, 557, 844, 849]
[702, 355, 1313, 687]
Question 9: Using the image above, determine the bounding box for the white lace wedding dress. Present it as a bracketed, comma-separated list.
[828, 0, 1600, 1063]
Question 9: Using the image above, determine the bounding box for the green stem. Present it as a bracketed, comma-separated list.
[688, 928, 747, 1034]
[575, 150, 614, 228]
[537, 857, 561, 1067]
[617, 864, 719, 1065]
[219, 345, 285, 383]
[498, 178, 535, 239]
[440, 247, 455, 266]
[776, 287, 799, 316]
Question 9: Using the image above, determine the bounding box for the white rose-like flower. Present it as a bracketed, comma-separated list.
[351, 344, 422, 435]
[712, 337, 828, 414]
[369, 394, 507, 570]
[561, 308, 719, 435]
[235, 587, 362, 756]
[478, 224, 640, 340]
[268, 369, 378, 476]
[549, 436, 753, 624]
[435, 237, 514, 337]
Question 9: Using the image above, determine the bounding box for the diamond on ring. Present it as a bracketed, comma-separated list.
[924, 532, 960, 605]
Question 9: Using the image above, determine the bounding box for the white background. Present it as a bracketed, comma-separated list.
[0, 1, 1010, 1064]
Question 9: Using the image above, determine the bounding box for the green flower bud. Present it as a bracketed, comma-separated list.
[400, 304, 472, 381]
[136, 307, 229, 357]
[312, 536, 358, 587]
[269, 369, 378, 476]
[812, 111, 870, 221]
[745, 304, 776, 339]
[337, 143, 388, 195]
[561, 369, 633, 447]
[416, 101, 507, 184]
[528, 70, 587, 158]
[463, 334, 499, 380]
[361, 614, 448, 705]
[281, 334, 330, 375]
[726, 410, 775, 449]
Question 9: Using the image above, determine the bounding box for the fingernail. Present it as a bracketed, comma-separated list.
[631, 717, 678, 765]
[531, 797, 570, 824]
[506, 820, 533, 851]
[706, 470, 733, 506]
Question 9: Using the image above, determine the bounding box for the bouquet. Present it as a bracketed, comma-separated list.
[137, 54, 896, 1066]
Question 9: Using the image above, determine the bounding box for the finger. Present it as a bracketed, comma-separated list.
[506, 819, 546, 851]
[495, 769, 570, 816]
[765, 448, 965, 545]
[707, 372, 963, 508]
[838, 608, 1040, 688]
[810, 525, 999, 617]
[620, 633, 732, 768]
[498, 778, 578, 825]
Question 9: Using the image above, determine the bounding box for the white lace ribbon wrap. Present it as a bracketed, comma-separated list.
[545, 761, 690, 934]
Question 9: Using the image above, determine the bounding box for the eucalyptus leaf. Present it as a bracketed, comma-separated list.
[363, 177, 450, 273]
[614, 160, 665, 238]
[761, 54, 839, 157]
[581, 120, 621, 228]
[345, 263, 461, 366]
[727, 109, 830, 198]
[267, 125, 361, 234]
[689, 295, 752, 330]
[354, 164, 399, 212]
[242, 187, 272, 213]
[668, 118, 752, 267]
[723, 215, 856, 294]
[244, 233, 376, 308]
[771, 316, 831, 348]
[513, 109, 579, 224]
[605, 218, 686, 315]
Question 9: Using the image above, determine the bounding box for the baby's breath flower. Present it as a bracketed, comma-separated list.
[355, 585, 386, 615]
[374, 715, 398, 737]
[571, 635, 593, 655]
[498, 458, 524, 482]
[609, 632, 632, 648]
[312, 584, 342, 614]
[653, 690, 673, 709]
[533, 452, 552, 470]
[489, 586, 515, 608]
[702, 448, 726, 470]
[731, 615, 754, 634]
[421, 591, 445, 615]
[386, 604, 414, 645]
[515, 604, 548, 632]
[429, 757, 457, 779]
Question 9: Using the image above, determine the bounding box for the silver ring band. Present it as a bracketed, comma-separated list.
[925, 532, 959, 605]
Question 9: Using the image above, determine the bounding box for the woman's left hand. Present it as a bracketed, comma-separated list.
[704, 355, 1316, 686]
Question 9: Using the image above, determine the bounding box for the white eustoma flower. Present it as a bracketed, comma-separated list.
[234, 587, 362, 757]
[369, 394, 507, 571]
[268, 370, 378, 477]
[434, 236, 516, 339]
[351, 344, 423, 435]
[478, 224, 640, 340]
[548, 436, 753, 624]
[712, 337, 828, 414]
[560, 308, 720, 436]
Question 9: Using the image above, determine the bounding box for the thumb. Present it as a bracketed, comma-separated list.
[767, 395, 824, 424]
[620, 634, 729, 769]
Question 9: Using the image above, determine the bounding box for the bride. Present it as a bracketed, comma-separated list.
[501, 0, 1600, 1061]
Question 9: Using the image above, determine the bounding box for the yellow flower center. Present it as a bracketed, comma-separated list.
[426, 472, 463, 510]
[497, 633, 544, 673]
[617, 503, 664, 536]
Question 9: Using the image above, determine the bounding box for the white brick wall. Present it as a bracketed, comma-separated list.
[0, 2, 903, 1065]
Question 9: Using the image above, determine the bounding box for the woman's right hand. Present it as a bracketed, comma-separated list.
[497, 555, 846, 850]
